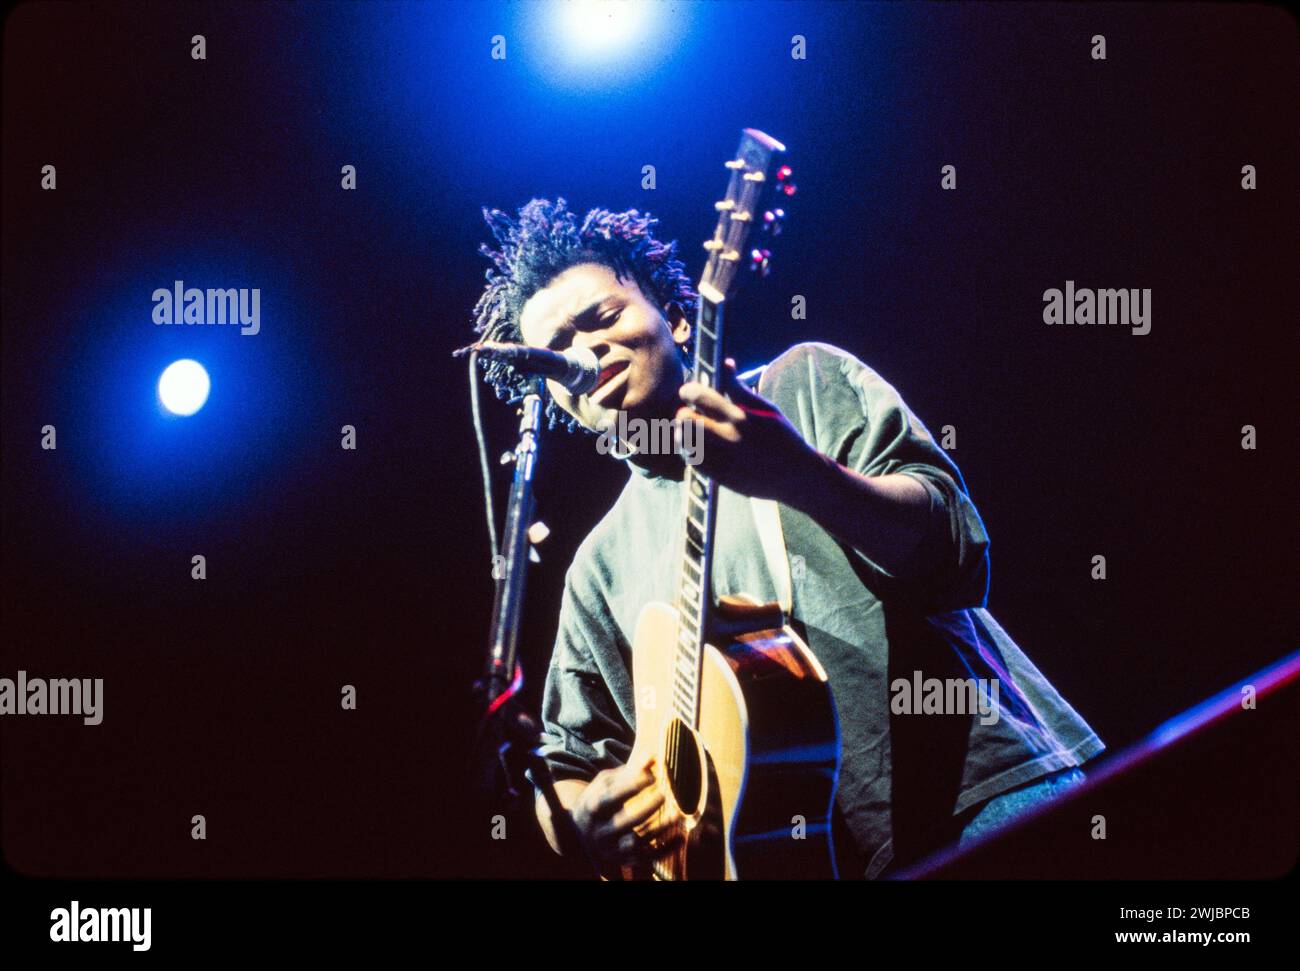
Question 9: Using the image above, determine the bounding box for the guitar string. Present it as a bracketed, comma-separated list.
[660, 241, 729, 879]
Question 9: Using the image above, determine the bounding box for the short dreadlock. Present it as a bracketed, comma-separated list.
[470, 197, 698, 432]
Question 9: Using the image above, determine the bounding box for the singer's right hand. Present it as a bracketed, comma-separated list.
[568, 753, 684, 877]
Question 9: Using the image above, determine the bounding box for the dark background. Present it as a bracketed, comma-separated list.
[2, 1, 1295, 879]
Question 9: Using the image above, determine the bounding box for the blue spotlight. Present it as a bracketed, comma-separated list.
[559, 0, 650, 59]
[158, 359, 210, 416]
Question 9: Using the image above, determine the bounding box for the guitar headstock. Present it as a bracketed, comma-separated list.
[699, 128, 795, 303]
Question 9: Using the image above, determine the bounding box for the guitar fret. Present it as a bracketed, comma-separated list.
[673, 688, 695, 714]
[678, 633, 698, 656]
[681, 563, 702, 590]
[678, 600, 700, 629]
[681, 561, 702, 592]
[679, 592, 700, 620]
[687, 513, 707, 539]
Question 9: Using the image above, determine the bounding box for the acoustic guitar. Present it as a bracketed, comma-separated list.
[622, 129, 841, 879]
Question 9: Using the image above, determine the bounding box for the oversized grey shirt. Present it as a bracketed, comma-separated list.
[533, 341, 1104, 878]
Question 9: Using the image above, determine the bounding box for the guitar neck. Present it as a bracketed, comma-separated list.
[669, 128, 790, 733]
[671, 288, 726, 730]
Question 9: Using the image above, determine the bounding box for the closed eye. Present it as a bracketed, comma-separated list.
[544, 301, 622, 351]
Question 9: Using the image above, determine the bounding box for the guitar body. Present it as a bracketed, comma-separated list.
[625, 597, 841, 880]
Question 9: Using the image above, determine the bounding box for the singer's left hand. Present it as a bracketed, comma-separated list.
[675, 358, 827, 503]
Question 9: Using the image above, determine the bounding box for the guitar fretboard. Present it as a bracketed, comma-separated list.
[667, 128, 784, 734]
[671, 295, 723, 729]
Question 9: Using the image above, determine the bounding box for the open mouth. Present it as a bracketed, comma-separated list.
[592, 360, 630, 395]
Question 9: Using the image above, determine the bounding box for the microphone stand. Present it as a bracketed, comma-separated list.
[473, 375, 597, 876]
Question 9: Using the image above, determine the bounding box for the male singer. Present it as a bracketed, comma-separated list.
[470, 197, 1103, 878]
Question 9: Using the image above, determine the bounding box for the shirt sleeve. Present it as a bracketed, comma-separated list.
[532, 562, 635, 785]
[758, 341, 990, 612]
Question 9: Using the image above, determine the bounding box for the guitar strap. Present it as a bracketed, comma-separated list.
[738, 363, 794, 616]
[749, 496, 793, 616]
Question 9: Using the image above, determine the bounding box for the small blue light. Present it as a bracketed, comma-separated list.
[158, 359, 210, 416]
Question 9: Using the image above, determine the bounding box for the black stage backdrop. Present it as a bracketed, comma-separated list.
[2, 0, 1295, 887]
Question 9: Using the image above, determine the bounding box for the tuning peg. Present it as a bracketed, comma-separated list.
[748, 248, 772, 277]
[762, 207, 785, 236]
[527, 520, 550, 564]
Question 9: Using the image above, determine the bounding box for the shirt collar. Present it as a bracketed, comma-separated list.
[620, 449, 686, 482]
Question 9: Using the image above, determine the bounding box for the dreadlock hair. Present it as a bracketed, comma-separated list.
[470, 197, 698, 432]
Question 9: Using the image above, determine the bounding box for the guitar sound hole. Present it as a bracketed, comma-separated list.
[665, 718, 702, 816]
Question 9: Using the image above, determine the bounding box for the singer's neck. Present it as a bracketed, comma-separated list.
[616, 361, 690, 481]
[624, 448, 686, 481]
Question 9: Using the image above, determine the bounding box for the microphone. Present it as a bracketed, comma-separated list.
[454, 341, 601, 395]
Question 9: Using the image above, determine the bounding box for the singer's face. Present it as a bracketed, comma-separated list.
[519, 262, 691, 431]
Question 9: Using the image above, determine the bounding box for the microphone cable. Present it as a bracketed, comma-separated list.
[467, 349, 500, 565]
